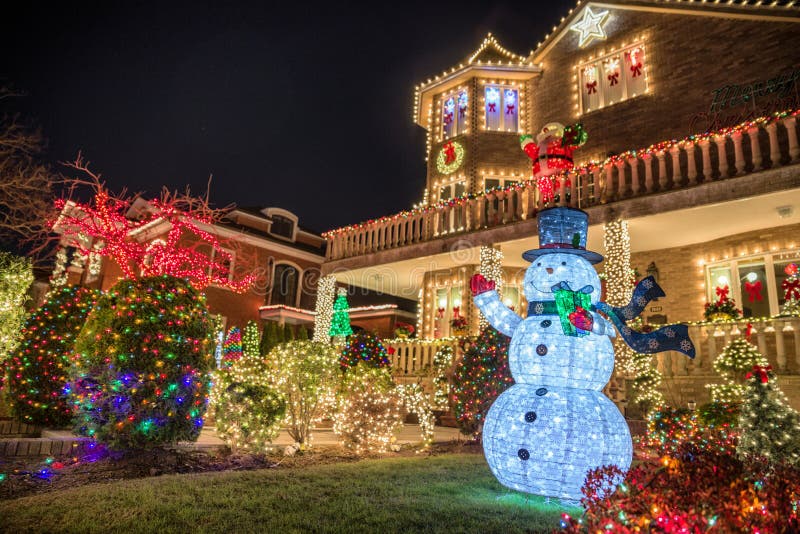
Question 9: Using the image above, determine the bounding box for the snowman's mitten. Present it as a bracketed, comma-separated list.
[590, 313, 617, 338]
[470, 274, 496, 296]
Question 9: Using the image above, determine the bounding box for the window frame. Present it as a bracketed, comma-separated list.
[577, 42, 648, 115]
[270, 261, 302, 307]
[483, 84, 519, 133]
[438, 87, 470, 141]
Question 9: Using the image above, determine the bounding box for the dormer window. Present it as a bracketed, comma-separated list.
[441, 89, 469, 139]
[484, 85, 518, 132]
[270, 214, 295, 240]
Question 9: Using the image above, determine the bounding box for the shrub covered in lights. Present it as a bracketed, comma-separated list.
[451, 327, 513, 437]
[432, 345, 454, 410]
[0, 251, 33, 364]
[267, 340, 340, 446]
[211, 351, 285, 454]
[339, 331, 391, 371]
[707, 338, 768, 405]
[6, 285, 99, 427]
[221, 326, 243, 368]
[241, 320, 260, 358]
[333, 365, 402, 454]
[70, 276, 213, 449]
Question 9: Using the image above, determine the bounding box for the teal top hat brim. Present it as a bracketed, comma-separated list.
[522, 247, 604, 264]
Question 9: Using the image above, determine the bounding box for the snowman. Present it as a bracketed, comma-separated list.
[471, 207, 695, 501]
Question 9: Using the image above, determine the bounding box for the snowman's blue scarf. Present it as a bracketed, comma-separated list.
[593, 276, 696, 359]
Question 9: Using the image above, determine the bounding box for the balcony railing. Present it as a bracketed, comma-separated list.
[324, 110, 800, 261]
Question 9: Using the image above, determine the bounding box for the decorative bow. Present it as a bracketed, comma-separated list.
[586, 81, 598, 94]
[568, 306, 594, 331]
[630, 62, 642, 77]
[458, 105, 467, 118]
[506, 104, 515, 115]
[443, 112, 453, 125]
[443, 142, 457, 164]
[436, 307, 445, 318]
[452, 306, 460, 318]
[744, 280, 763, 302]
[745, 364, 772, 384]
[783, 278, 800, 301]
[715, 285, 730, 305]
[607, 72, 619, 86]
[487, 102, 496, 112]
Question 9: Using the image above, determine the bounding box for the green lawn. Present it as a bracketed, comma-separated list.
[0, 453, 576, 533]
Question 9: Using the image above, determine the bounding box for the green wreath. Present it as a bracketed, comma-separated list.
[436, 141, 465, 174]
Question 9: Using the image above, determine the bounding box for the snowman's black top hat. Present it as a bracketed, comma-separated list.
[522, 207, 603, 264]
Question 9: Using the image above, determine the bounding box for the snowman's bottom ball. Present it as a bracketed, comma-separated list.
[482, 384, 632, 501]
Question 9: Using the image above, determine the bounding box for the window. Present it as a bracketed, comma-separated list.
[706, 250, 800, 318]
[439, 180, 466, 201]
[484, 86, 518, 132]
[483, 177, 519, 191]
[441, 90, 469, 139]
[578, 43, 648, 114]
[272, 263, 299, 306]
[434, 284, 464, 338]
[270, 215, 295, 240]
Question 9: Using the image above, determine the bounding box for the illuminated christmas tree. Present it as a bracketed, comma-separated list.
[707, 338, 768, 405]
[70, 276, 213, 449]
[737, 364, 800, 468]
[0, 251, 33, 365]
[451, 327, 513, 437]
[222, 327, 243, 367]
[6, 285, 99, 426]
[329, 288, 352, 338]
[242, 321, 261, 358]
[780, 262, 800, 316]
[339, 331, 390, 371]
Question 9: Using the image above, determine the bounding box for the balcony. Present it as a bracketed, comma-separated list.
[324, 110, 800, 265]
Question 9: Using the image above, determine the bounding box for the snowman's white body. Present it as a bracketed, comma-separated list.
[474, 252, 632, 500]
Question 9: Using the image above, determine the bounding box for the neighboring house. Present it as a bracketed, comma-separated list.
[319, 0, 800, 410]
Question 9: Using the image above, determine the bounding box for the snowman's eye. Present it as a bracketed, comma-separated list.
[536, 262, 541, 266]
[561, 261, 566, 266]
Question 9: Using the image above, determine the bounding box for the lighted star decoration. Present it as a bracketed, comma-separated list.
[569, 7, 610, 48]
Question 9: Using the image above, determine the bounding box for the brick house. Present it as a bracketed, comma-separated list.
[318, 0, 800, 410]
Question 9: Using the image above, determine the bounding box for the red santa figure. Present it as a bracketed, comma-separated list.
[520, 122, 587, 205]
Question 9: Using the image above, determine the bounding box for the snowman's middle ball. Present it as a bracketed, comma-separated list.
[514, 252, 614, 389]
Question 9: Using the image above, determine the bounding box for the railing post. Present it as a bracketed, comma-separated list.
[628, 157, 640, 194]
[685, 142, 698, 186]
[643, 153, 654, 193]
[775, 321, 787, 372]
[715, 135, 729, 179]
[706, 326, 717, 363]
[793, 320, 800, 369]
[581, 169, 592, 206]
[747, 127, 763, 171]
[765, 122, 782, 168]
[615, 160, 627, 198]
[757, 323, 768, 360]
[783, 116, 800, 163]
[731, 130, 745, 175]
[688, 325, 702, 372]
[656, 151, 668, 191]
[669, 145, 682, 188]
[699, 139, 712, 181]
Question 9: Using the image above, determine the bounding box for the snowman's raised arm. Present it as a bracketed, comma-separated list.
[471, 274, 521, 337]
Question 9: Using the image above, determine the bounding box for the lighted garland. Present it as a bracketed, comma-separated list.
[70, 275, 213, 449]
[435, 141, 465, 175]
[0, 251, 33, 363]
[707, 338, 768, 405]
[6, 285, 99, 427]
[479, 246, 503, 330]
[322, 107, 800, 238]
[210, 351, 285, 454]
[312, 275, 336, 343]
[267, 340, 340, 446]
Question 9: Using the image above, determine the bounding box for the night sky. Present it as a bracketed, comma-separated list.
[2, 1, 573, 234]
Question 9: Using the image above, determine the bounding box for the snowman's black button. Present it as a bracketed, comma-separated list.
[518, 448, 530, 461]
[525, 411, 537, 423]
[536, 388, 548, 396]
[540, 319, 552, 328]
[536, 344, 547, 356]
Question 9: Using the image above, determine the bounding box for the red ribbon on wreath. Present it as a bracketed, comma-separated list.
[744, 280, 763, 302]
[487, 102, 496, 112]
[586, 81, 598, 94]
[630, 62, 643, 77]
[715, 285, 730, 305]
[443, 141, 456, 164]
[745, 364, 772, 384]
[506, 104, 515, 115]
[783, 278, 800, 301]
[607, 72, 619, 86]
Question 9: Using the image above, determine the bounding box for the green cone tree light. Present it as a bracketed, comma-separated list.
[242, 321, 261, 358]
[329, 288, 353, 339]
[707, 338, 768, 405]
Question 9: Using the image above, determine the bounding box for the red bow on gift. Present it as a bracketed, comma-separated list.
[568, 306, 594, 332]
[745, 364, 772, 384]
[487, 103, 496, 112]
[506, 104, 515, 115]
[631, 62, 642, 77]
[715, 285, 730, 305]
[744, 280, 763, 302]
[586, 81, 598, 94]
[443, 141, 457, 164]
[783, 278, 800, 301]
[607, 72, 619, 86]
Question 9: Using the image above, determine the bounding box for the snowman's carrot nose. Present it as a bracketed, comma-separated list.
[546, 267, 554, 274]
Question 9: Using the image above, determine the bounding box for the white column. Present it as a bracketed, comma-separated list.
[715, 136, 729, 179]
[656, 151, 668, 190]
[731, 131, 745, 175]
[747, 127, 763, 171]
[685, 142, 698, 186]
[783, 117, 800, 163]
[699, 139, 712, 181]
[669, 145, 682, 188]
[765, 122, 782, 168]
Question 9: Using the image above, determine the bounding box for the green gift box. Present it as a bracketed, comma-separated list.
[553, 285, 592, 337]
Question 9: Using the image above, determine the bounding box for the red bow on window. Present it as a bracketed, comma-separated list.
[443, 112, 453, 125]
[715, 285, 730, 305]
[436, 307, 445, 318]
[443, 141, 457, 164]
[607, 72, 619, 86]
[505, 104, 515, 115]
[452, 306, 460, 318]
[744, 280, 763, 302]
[783, 278, 800, 301]
[630, 62, 643, 77]
[586, 81, 598, 94]
[745, 364, 772, 384]
[487, 103, 496, 112]
[458, 106, 467, 118]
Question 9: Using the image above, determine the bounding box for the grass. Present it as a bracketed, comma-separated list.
[0, 453, 577, 533]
